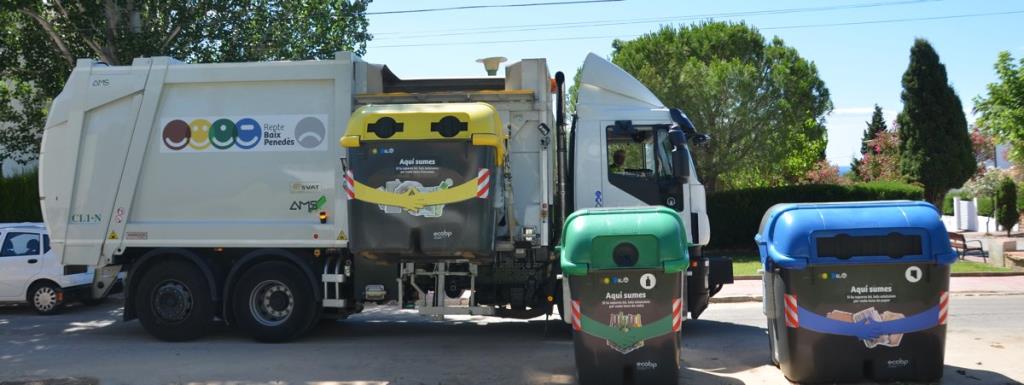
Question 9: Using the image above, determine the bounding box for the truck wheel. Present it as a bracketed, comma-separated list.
[135, 260, 214, 341]
[29, 282, 64, 315]
[232, 261, 316, 342]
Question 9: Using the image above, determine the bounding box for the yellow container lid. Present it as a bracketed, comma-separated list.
[342, 102, 506, 165]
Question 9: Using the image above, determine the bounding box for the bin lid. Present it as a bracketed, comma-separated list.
[341, 102, 506, 165]
[560, 206, 689, 276]
[755, 200, 956, 269]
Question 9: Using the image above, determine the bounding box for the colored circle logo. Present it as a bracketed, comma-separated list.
[188, 119, 211, 150]
[295, 116, 326, 149]
[162, 120, 191, 151]
[210, 118, 237, 149]
[235, 118, 261, 149]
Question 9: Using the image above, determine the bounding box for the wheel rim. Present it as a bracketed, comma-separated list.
[34, 286, 57, 312]
[152, 279, 193, 323]
[249, 280, 294, 327]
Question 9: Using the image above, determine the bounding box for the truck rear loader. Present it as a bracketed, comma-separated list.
[39, 52, 732, 341]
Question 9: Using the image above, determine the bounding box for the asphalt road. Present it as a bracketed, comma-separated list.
[1, 294, 1022, 385]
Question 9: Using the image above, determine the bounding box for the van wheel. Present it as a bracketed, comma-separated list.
[135, 260, 214, 341]
[232, 261, 315, 342]
[29, 282, 63, 315]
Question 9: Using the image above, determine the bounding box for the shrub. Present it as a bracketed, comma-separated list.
[707, 182, 924, 250]
[0, 169, 42, 222]
[996, 177, 1017, 235]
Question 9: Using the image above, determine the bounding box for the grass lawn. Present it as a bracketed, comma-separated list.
[720, 255, 761, 277]
[952, 260, 1012, 273]
[713, 255, 1013, 277]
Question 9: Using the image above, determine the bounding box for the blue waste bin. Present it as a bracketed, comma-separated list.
[756, 201, 957, 383]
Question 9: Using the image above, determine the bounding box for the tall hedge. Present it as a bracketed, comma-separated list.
[707, 182, 924, 250]
[0, 170, 42, 222]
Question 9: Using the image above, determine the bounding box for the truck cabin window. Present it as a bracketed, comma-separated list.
[606, 125, 678, 207]
[606, 126, 673, 179]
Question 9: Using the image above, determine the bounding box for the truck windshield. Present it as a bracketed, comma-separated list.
[606, 125, 674, 179]
[605, 124, 684, 208]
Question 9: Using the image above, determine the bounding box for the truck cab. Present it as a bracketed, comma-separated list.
[571, 54, 729, 318]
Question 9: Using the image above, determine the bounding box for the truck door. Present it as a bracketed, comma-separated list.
[601, 122, 686, 213]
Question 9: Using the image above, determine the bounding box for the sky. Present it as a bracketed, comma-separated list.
[360, 0, 1024, 166]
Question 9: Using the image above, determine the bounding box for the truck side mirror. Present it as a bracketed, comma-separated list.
[672, 143, 690, 181]
[668, 126, 686, 147]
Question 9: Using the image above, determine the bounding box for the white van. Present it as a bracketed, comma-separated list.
[0, 223, 99, 314]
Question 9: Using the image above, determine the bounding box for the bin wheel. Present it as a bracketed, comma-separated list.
[135, 260, 214, 341]
[232, 261, 316, 342]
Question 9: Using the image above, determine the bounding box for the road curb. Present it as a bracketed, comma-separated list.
[711, 296, 762, 304]
[732, 271, 1024, 281]
[948, 271, 1024, 277]
[712, 291, 1024, 304]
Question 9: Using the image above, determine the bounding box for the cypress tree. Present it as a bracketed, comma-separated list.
[851, 105, 888, 177]
[996, 177, 1018, 236]
[896, 39, 974, 206]
[861, 105, 888, 154]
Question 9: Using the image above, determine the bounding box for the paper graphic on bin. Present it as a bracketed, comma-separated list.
[377, 179, 453, 217]
[827, 307, 906, 348]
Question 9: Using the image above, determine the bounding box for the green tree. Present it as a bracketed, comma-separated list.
[609, 22, 832, 191]
[996, 177, 1018, 236]
[975, 51, 1024, 164]
[851, 104, 888, 178]
[0, 0, 372, 176]
[896, 39, 974, 206]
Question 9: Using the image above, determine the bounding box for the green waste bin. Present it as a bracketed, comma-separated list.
[561, 207, 689, 385]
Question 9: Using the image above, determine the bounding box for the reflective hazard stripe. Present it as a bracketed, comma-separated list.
[784, 294, 799, 328]
[571, 300, 581, 331]
[476, 169, 491, 198]
[938, 291, 949, 325]
[343, 171, 355, 199]
[672, 298, 682, 332]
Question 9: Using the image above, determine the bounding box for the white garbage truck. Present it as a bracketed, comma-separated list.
[38, 52, 732, 341]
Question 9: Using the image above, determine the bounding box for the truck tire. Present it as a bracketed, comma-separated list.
[232, 261, 316, 342]
[135, 260, 214, 341]
[29, 282, 64, 315]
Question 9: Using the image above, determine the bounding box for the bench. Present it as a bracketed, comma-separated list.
[948, 232, 988, 261]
